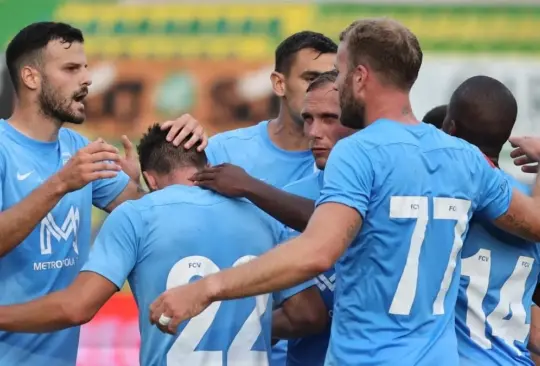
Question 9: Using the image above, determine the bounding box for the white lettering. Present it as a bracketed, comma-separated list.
[40, 206, 80, 255]
[33, 257, 78, 271]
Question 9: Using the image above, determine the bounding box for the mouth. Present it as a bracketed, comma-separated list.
[311, 147, 329, 155]
[72, 91, 88, 103]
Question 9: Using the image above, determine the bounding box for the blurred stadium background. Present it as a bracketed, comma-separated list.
[1, 0, 540, 364]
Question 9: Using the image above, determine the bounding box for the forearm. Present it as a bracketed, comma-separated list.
[205, 235, 328, 302]
[0, 291, 79, 333]
[272, 308, 299, 339]
[243, 180, 315, 232]
[0, 176, 66, 257]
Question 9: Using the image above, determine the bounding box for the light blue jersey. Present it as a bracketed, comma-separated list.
[82, 185, 315, 366]
[206, 120, 315, 365]
[206, 120, 315, 188]
[316, 120, 513, 366]
[0, 120, 129, 366]
[279, 171, 333, 366]
[456, 171, 540, 366]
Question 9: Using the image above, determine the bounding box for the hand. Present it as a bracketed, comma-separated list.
[161, 114, 208, 152]
[149, 281, 213, 335]
[509, 136, 540, 173]
[55, 140, 121, 193]
[118, 135, 141, 182]
[190, 163, 254, 197]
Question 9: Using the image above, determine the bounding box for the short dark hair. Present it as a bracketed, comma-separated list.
[339, 18, 422, 90]
[6, 22, 84, 93]
[448, 75, 517, 156]
[275, 31, 337, 75]
[306, 70, 338, 93]
[137, 124, 208, 174]
[423, 105, 447, 129]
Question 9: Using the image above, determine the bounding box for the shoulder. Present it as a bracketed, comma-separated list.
[209, 121, 266, 145]
[283, 171, 323, 198]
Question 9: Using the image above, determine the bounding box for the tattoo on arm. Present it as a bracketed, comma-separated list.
[496, 211, 536, 241]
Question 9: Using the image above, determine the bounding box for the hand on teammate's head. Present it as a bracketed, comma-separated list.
[118, 135, 140, 182]
[160, 114, 208, 152]
[509, 136, 540, 173]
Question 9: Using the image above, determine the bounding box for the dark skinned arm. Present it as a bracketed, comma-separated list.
[0, 272, 117, 332]
[191, 164, 315, 232]
[272, 286, 328, 339]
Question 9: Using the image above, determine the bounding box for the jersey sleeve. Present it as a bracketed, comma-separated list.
[81, 201, 143, 288]
[316, 139, 374, 218]
[92, 172, 130, 209]
[0, 152, 5, 210]
[472, 149, 513, 220]
[204, 136, 224, 166]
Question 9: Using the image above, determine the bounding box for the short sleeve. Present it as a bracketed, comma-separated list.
[316, 139, 374, 218]
[473, 150, 512, 220]
[204, 137, 224, 166]
[92, 172, 130, 209]
[81, 202, 143, 288]
[0, 154, 5, 210]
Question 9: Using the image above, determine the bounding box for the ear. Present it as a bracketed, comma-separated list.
[270, 71, 286, 98]
[353, 64, 368, 92]
[442, 118, 456, 136]
[142, 171, 159, 192]
[20, 66, 40, 91]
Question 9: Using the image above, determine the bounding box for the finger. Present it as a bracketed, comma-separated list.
[514, 156, 534, 166]
[522, 164, 539, 174]
[171, 121, 196, 147]
[166, 115, 190, 143]
[156, 323, 170, 334]
[508, 136, 527, 148]
[190, 172, 217, 182]
[168, 317, 182, 335]
[91, 162, 122, 172]
[196, 133, 209, 152]
[86, 171, 119, 182]
[183, 126, 204, 149]
[510, 147, 525, 159]
[149, 298, 165, 325]
[89, 152, 121, 163]
[121, 135, 135, 160]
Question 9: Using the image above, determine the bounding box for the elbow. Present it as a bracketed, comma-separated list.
[308, 253, 334, 275]
[62, 301, 95, 326]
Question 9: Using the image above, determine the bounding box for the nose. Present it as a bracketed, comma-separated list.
[306, 120, 323, 139]
[81, 67, 92, 87]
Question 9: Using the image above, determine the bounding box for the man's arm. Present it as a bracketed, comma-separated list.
[150, 203, 361, 333]
[492, 188, 540, 242]
[0, 141, 121, 257]
[0, 272, 117, 332]
[191, 164, 314, 232]
[529, 304, 540, 365]
[272, 286, 328, 339]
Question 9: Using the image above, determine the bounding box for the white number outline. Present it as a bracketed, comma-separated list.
[389, 196, 471, 316]
[462, 249, 533, 355]
[166, 255, 270, 366]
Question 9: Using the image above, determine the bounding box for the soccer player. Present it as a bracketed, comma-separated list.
[443, 75, 540, 365]
[193, 70, 354, 366]
[0, 125, 326, 366]
[203, 30, 336, 365]
[0, 22, 205, 366]
[423, 104, 447, 129]
[205, 31, 336, 188]
[150, 18, 540, 365]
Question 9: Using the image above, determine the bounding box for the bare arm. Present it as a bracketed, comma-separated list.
[492, 188, 540, 242]
[207, 203, 360, 301]
[0, 177, 67, 257]
[0, 272, 117, 332]
[243, 178, 315, 232]
[104, 180, 146, 213]
[272, 287, 328, 339]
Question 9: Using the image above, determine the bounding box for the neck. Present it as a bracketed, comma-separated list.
[159, 167, 199, 188]
[267, 103, 309, 151]
[364, 89, 418, 126]
[8, 98, 62, 142]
